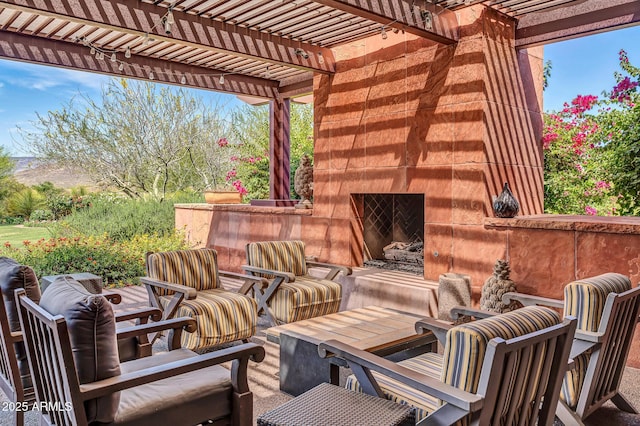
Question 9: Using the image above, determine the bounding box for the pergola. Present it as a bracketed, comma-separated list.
[1, 0, 638, 203]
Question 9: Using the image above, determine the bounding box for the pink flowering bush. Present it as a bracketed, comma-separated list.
[543, 49, 639, 216]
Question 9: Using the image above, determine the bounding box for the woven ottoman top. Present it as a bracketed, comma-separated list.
[257, 382, 415, 426]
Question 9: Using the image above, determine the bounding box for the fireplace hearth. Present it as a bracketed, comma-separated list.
[359, 193, 424, 276]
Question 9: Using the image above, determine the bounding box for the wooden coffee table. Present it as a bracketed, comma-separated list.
[266, 306, 436, 396]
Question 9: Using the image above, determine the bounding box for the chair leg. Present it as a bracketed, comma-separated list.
[612, 393, 639, 414]
[15, 408, 23, 426]
[556, 400, 585, 426]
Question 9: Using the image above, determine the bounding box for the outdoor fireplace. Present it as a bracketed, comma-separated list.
[360, 193, 424, 275]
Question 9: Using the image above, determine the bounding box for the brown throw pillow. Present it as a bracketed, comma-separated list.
[40, 276, 121, 423]
[0, 257, 42, 388]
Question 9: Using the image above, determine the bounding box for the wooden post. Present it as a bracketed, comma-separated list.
[270, 97, 291, 200]
[251, 97, 296, 206]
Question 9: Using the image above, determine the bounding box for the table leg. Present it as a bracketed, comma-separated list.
[279, 333, 339, 396]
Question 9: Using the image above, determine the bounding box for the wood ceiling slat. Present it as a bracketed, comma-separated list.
[201, 0, 251, 21]
[56, 21, 82, 40]
[233, 0, 299, 27]
[511, 0, 578, 16]
[194, 0, 238, 17]
[16, 13, 38, 33]
[1, 9, 21, 30]
[300, 17, 373, 44]
[268, 8, 340, 36]
[46, 20, 73, 39]
[32, 14, 54, 35]
[273, 10, 343, 37]
[248, 4, 313, 31]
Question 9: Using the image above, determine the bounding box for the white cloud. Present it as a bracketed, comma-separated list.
[1, 61, 109, 92]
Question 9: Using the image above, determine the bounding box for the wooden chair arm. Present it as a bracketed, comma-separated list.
[79, 342, 266, 400]
[449, 306, 497, 321]
[115, 307, 162, 323]
[241, 265, 296, 282]
[116, 317, 197, 339]
[103, 290, 122, 304]
[569, 330, 603, 359]
[306, 261, 353, 280]
[9, 330, 23, 343]
[502, 292, 564, 309]
[140, 277, 198, 299]
[415, 317, 453, 345]
[219, 270, 269, 294]
[318, 340, 483, 413]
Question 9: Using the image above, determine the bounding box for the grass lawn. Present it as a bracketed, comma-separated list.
[0, 225, 53, 246]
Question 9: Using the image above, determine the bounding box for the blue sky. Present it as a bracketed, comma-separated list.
[1, 25, 640, 156]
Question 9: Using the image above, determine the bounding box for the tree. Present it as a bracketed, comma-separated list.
[598, 50, 640, 215]
[0, 148, 21, 217]
[229, 102, 314, 200]
[19, 79, 234, 201]
[543, 49, 640, 216]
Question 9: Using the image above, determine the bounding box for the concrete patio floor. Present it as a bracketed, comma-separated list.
[2, 284, 639, 425]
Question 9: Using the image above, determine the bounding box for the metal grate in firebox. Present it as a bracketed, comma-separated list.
[362, 193, 424, 276]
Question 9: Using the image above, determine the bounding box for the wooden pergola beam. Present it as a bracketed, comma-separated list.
[312, 0, 458, 45]
[516, 0, 640, 48]
[269, 97, 291, 201]
[0, 0, 336, 73]
[0, 30, 279, 98]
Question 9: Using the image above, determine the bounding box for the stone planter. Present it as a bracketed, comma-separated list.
[204, 190, 242, 204]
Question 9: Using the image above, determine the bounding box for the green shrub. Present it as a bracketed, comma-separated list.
[0, 217, 24, 225]
[29, 209, 54, 222]
[6, 189, 45, 219]
[46, 193, 90, 219]
[55, 192, 200, 241]
[0, 233, 188, 287]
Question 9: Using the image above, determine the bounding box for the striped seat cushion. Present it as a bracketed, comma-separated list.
[346, 306, 560, 423]
[561, 273, 631, 408]
[159, 288, 257, 350]
[147, 249, 220, 296]
[246, 240, 308, 279]
[345, 352, 443, 421]
[269, 276, 342, 323]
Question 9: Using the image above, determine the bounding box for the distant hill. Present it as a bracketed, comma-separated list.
[11, 157, 97, 190]
[12, 157, 37, 173]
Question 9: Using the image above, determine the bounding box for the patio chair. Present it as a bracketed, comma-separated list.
[141, 248, 266, 351]
[15, 281, 265, 426]
[319, 306, 577, 426]
[496, 273, 640, 425]
[243, 240, 352, 326]
[0, 258, 161, 426]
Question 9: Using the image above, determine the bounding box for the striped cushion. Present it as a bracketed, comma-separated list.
[561, 273, 631, 408]
[563, 273, 631, 332]
[159, 288, 257, 350]
[345, 352, 443, 422]
[269, 276, 342, 323]
[246, 240, 308, 279]
[441, 306, 560, 393]
[147, 249, 220, 296]
[561, 351, 590, 409]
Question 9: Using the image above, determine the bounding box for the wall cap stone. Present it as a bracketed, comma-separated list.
[485, 214, 640, 235]
[174, 203, 313, 216]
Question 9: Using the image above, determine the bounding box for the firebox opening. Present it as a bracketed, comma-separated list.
[361, 193, 424, 276]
